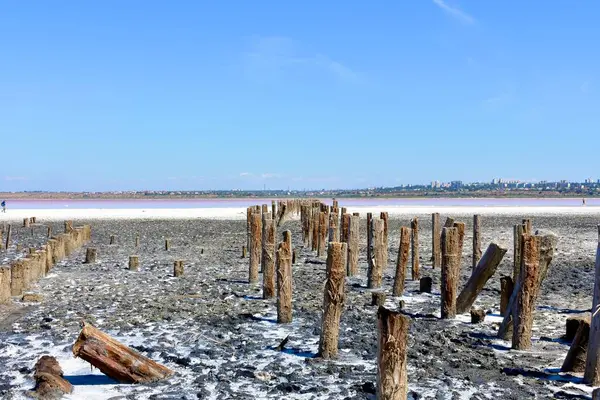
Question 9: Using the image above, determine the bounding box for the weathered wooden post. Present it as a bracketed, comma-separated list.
[109, 235, 116, 245]
[271, 200, 276, 222]
[276, 231, 293, 323]
[164, 239, 171, 251]
[241, 246, 247, 258]
[367, 212, 373, 275]
[377, 306, 410, 400]
[47, 226, 52, 239]
[317, 211, 327, 258]
[500, 276, 514, 315]
[411, 217, 419, 280]
[512, 234, 541, 350]
[341, 213, 350, 244]
[585, 226, 600, 384]
[23, 218, 30, 228]
[4, 225, 10, 250]
[562, 318, 590, 373]
[311, 208, 319, 251]
[441, 227, 460, 319]
[135, 235, 140, 247]
[455, 243, 507, 314]
[380, 211, 389, 271]
[246, 207, 252, 249]
[318, 242, 347, 359]
[432, 213, 441, 268]
[392, 227, 410, 297]
[453, 221, 466, 259]
[173, 260, 184, 277]
[368, 219, 385, 289]
[261, 204, 268, 214]
[473, 215, 482, 271]
[444, 217, 455, 228]
[84, 248, 97, 264]
[522, 218, 532, 234]
[128, 255, 139, 271]
[0, 266, 10, 303]
[347, 214, 360, 276]
[513, 224, 524, 283]
[64, 220, 73, 233]
[262, 213, 276, 299]
[249, 211, 262, 284]
[328, 212, 339, 243]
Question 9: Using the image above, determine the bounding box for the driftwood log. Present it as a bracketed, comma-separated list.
[72, 322, 174, 383]
[33, 355, 73, 398]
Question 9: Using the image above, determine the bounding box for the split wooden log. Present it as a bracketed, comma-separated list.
[33, 355, 73, 397]
[368, 218, 385, 289]
[129, 255, 139, 271]
[276, 231, 293, 323]
[500, 276, 514, 315]
[377, 306, 410, 400]
[173, 260, 184, 277]
[249, 212, 262, 284]
[411, 217, 420, 280]
[585, 225, 600, 385]
[318, 242, 347, 359]
[262, 214, 276, 299]
[72, 322, 174, 383]
[441, 227, 460, 319]
[455, 243, 507, 314]
[393, 226, 410, 297]
[347, 214, 360, 276]
[84, 248, 97, 264]
[472, 215, 482, 271]
[562, 318, 590, 373]
[431, 213, 441, 268]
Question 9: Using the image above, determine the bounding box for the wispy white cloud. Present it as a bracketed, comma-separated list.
[243, 36, 359, 82]
[261, 173, 282, 179]
[433, 0, 475, 24]
[239, 172, 253, 177]
[4, 176, 27, 181]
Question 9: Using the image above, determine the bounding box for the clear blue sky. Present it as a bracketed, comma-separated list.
[1, 1, 599, 191]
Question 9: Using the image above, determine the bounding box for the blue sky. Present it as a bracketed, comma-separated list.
[1, 1, 599, 191]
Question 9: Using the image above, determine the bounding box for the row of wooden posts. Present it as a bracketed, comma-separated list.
[0, 220, 91, 303]
[243, 200, 600, 399]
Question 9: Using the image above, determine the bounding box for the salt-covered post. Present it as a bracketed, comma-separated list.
[472, 215, 482, 271]
[393, 226, 410, 297]
[318, 242, 347, 359]
[368, 218, 385, 289]
[129, 255, 139, 271]
[584, 226, 600, 384]
[377, 306, 410, 400]
[262, 213, 276, 299]
[173, 260, 184, 277]
[347, 214, 360, 276]
[276, 231, 293, 323]
[441, 227, 460, 319]
[432, 213, 441, 268]
[249, 212, 262, 284]
[411, 217, 420, 280]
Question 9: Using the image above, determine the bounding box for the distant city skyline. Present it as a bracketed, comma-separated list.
[1, 1, 599, 191]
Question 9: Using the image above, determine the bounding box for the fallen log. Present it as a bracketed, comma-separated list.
[33, 355, 73, 398]
[72, 322, 174, 383]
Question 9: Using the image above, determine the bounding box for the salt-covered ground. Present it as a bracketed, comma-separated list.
[0, 208, 599, 399]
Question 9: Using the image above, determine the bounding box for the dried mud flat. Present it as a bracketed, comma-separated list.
[0, 212, 599, 399]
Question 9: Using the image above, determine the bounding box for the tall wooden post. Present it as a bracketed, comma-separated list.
[585, 226, 600, 384]
[276, 231, 293, 323]
[328, 212, 339, 243]
[380, 212, 389, 273]
[377, 307, 409, 400]
[173, 260, 184, 277]
[393, 227, 410, 297]
[341, 213, 350, 244]
[411, 217, 419, 280]
[271, 200, 276, 221]
[512, 234, 541, 350]
[500, 276, 514, 315]
[318, 242, 347, 359]
[262, 213, 276, 299]
[453, 221, 466, 260]
[441, 227, 460, 319]
[4, 225, 10, 251]
[473, 215, 482, 271]
[246, 207, 252, 249]
[368, 219, 385, 289]
[522, 219, 532, 234]
[432, 213, 441, 268]
[347, 214, 360, 276]
[249, 212, 262, 284]
[318, 211, 328, 258]
[513, 224, 524, 283]
[311, 208, 319, 251]
[367, 212, 373, 277]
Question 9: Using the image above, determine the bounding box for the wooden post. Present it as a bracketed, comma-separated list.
[473, 215, 482, 271]
[23, 218, 30, 228]
[135, 235, 140, 247]
[246, 207, 252, 249]
[164, 239, 170, 251]
[392, 227, 410, 297]
[367, 212, 373, 277]
[513, 224, 524, 283]
[276, 231, 293, 323]
[241, 246, 247, 258]
[0, 266, 10, 303]
[562, 318, 590, 373]
[109, 235, 116, 245]
[312, 209, 319, 251]
[84, 248, 97, 264]
[173, 260, 184, 277]
[129, 256, 139, 271]
[522, 218, 532, 234]
[249, 212, 262, 284]
[377, 306, 409, 400]
[5, 224, 11, 250]
[444, 217, 455, 228]
[341, 213, 350, 244]
[441, 227, 460, 319]
[411, 217, 420, 281]
[317, 211, 327, 258]
[261, 204, 268, 214]
[318, 242, 347, 359]
[33, 356, 73, 397]
[380, 211, 389, 272]
[73, 322, 173, 383]
[328, 212, 339, 243]
[585, 225, 600, 384]
[512, 234, 540, 350]
[432, 213, 441, 268]
[272, 200, 276, 223]
[500, 276, 514, 315]
[453, 221, 466, 259]
[347, 214, 360, 276]
[64, 220, 73, 233]
[262, 214, 276, 299]
[47, 226, 52, 239]
[455, 243, 507, 314]
[368, 219, 385, 289]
